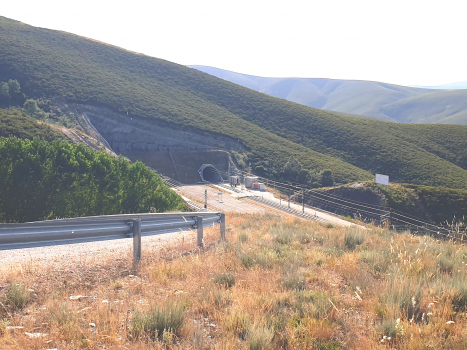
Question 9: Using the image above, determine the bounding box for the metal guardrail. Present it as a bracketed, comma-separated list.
[0, 212, 226, 262]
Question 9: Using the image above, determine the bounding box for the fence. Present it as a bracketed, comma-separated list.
[0, 212, 226, 262]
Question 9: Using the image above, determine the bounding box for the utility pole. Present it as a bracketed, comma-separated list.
[204, 189, 207, 209]
[288, 195, 290, 208]
[302, 187, 305, 213]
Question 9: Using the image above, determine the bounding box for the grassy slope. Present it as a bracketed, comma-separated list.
[2, 214, 467, 349]
[1, 17, 467, 188]
[0, 108, 63, 141]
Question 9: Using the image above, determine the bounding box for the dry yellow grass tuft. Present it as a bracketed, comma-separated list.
[1, 213, 467, 349]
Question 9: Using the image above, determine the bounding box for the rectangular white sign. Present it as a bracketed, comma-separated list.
[375, 174, 389, 186]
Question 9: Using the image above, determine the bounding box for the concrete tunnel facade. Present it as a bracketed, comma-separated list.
[198, 164, 223, 183]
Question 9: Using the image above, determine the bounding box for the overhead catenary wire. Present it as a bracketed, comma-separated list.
[235, 169, 451, 229]
[237, 169, 388, 211]
[160, 168, 463, 238]
[233, 170, 389, 221]
[237, 172, 389, 218]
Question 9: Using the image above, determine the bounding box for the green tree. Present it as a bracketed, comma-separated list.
[23, 99, 38, 116]
[7, 80, 20, 95]
[0, 82, 10, 107]
[307, 170, 320, 188]
[0, 137, 186, 223]
[283, 156, 302, 174]
[282, 156, 302, 182]
[0, 82, 9, 97]
[321, 169, 334, 187]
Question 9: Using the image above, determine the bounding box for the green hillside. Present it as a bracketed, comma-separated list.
[1, 16, 467, 189]
[0, 108, 62, 141]
[375, 183, 467, 225]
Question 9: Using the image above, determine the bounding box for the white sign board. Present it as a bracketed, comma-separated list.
[375, 174, 389, 186]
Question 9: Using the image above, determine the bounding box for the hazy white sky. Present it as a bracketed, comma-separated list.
[3, 0, 467, 86]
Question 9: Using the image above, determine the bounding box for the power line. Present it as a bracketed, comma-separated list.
[234, 169, 448, 229]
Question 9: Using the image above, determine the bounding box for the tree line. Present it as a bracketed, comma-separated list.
[0, 137, 186, 223]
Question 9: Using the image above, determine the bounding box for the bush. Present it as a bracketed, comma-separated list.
[452, 279, 467, 311]
[214, 273, 236, 288]
[248, 325, 274, 350]
[315, 340, 342, 350]
[282, 271, 306, 291]
[238, 233, 249, 243]
[378, 319, 398, 339]
[438, 255, 455, 274]
[295, 290, 333, 319]
[49, 304, 75, 327]
[6, 283, 29, 309]
[225, 312, 250, 340]
[130, 302, 185, 339]
[212, 288, 233, 307]
[238, 251, 274, 269]
[344, 230, 365, 250]
[360, 249, 392, 274]
[382, 275, 422, 321]
[272, 227, 293, 245]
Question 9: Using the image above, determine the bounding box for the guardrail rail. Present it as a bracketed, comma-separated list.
[0, 212, 226, 262]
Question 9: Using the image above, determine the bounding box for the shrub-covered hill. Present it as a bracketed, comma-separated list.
[0, 137, 186, 223]
[313, 182, 467, 225]
[378, 183, 467, 225]
[0, 108, 62, 141]
[1, 16, 467, 188]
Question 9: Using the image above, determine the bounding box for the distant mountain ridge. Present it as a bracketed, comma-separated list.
[413, 82, 467, 90]
[189, 66, 467, 124]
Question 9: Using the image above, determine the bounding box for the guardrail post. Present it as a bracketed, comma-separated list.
[197, 216, 203, 247]
[220, 213, 226, 241]
[133, 219, 142, 263]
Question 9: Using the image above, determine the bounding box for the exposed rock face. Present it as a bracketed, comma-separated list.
[62, 103, 239, 183]
[68, 104, 245, 154]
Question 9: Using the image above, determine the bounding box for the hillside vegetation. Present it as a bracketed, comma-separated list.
[0, 137, 185, 223]
[1, 17, 467, 188]
[191, 65, 467, 124]
[377, 184, 467, 225]
[0, 108, 63, 141]
[2, 214, 467, 349]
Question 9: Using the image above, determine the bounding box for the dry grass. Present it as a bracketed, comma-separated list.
[1, 214, 467, 349]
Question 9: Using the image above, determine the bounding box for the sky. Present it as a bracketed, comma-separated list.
[2, 0, 467, 87]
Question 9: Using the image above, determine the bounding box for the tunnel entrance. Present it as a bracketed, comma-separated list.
[199, 164, 223, 183]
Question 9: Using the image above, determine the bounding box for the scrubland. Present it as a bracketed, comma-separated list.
[4, 16, 467, 188]
[1, 213, 467, 349]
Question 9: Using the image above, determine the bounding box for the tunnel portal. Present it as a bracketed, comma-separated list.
[199, 164, 223, 183]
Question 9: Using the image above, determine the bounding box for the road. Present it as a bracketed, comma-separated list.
[170, 184, 268, 214]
